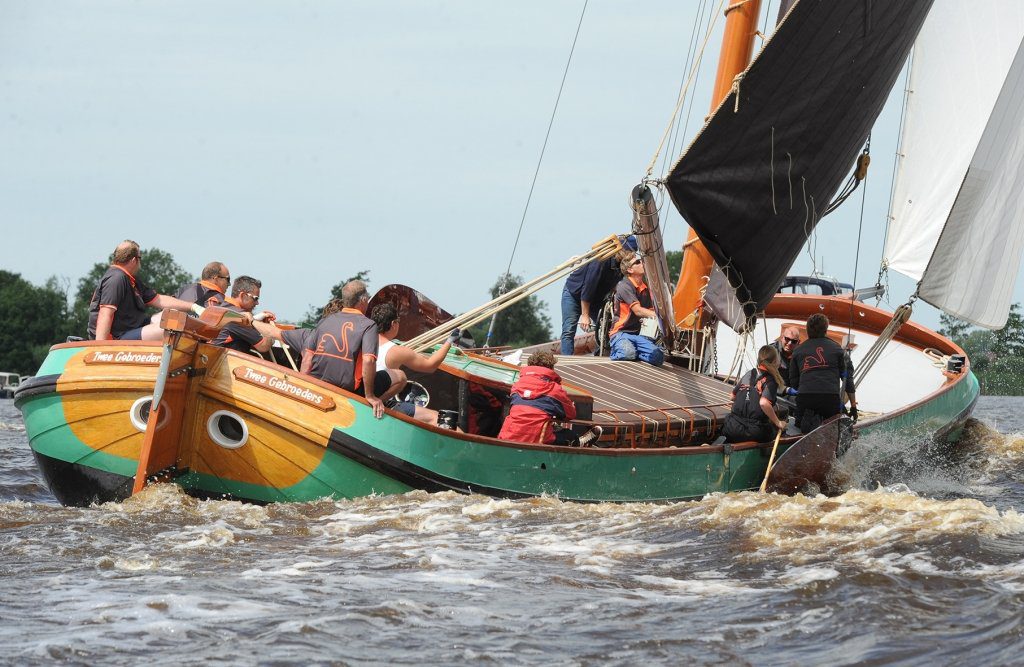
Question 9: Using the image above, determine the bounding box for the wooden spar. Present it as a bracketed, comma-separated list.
[406, 235, 623, 351]
[672, 0, 762, 328]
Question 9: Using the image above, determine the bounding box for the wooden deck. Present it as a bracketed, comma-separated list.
[554, 356, 733, 448]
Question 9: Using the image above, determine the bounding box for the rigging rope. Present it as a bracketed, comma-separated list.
[645, 0, 728, 178]
[847, 138, 871, 344]
[660, 0, 711, 179]
[877, 51, 915, 292]
[485, 0, 589, 346]
[853, 301, 914, 389]
[409, 236, 623, 353]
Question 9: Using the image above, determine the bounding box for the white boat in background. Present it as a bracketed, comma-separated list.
[0, 372, 20, 399]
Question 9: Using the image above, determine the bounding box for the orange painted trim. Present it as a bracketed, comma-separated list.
[673, 0, 763, 326]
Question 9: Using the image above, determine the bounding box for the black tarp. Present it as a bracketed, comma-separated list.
[666, 0, 934, 327]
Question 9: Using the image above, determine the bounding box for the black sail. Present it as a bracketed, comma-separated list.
[665, 0, 934, 326]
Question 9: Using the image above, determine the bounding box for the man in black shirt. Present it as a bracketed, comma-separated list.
[211, 275, 278, 355]
[789, 313, 846, 433]
[177, 261, 230, 308]
[88, 240, 209, 341]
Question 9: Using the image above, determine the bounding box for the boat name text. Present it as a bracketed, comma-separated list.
[85, 350, 162, 365]
[233, 367, 335, 411]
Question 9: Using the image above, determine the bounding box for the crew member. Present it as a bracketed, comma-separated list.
[211, 275, 278, 355]
[88, 240, 212, 341]
[177, 261, 230, 308]
[608, 253, 665, 366]
[560, 235, 638, 355]
[789, 313, 847, 432]
[723, 345, 788, 443]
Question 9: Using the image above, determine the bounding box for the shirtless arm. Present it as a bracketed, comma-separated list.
[389, 342, 452, 373]
[759, 396, 787, 430]
[94, 305, 116, 341]
[150, 294, 202, 312]
[363, 356, 383, 418]
[250, 321, 278, 353]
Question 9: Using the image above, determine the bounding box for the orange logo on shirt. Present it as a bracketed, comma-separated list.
[314, 321, 355, 361]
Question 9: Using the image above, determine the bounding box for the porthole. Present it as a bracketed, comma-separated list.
[207, 410, 249, 449]
[130, 396, 169, 432]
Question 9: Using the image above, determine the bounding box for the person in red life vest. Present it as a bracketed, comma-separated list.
[789, 313, 848, 433]
[498, 351, 602, 446]
[723, 345, 790, 443]
[88, 240, 226, 341]
[177, 261, 231, 308]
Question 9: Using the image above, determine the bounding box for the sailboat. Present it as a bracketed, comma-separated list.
[15, 0, 1012, 506]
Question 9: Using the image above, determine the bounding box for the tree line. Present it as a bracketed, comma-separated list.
[0, 247, 552, 376]
[940, 305, 1024, 396]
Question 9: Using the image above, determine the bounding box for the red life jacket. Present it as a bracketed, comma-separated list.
[498, 366, 577, 445]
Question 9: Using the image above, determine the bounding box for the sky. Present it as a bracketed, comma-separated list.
[2, 0, 1022, 334]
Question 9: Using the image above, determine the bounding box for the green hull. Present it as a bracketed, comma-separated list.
[16, 343, 980, 506]
[329, 370, 980, 502]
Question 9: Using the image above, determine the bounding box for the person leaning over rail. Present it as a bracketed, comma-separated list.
[369, 302, 459, 426]
[498, 351, 602, 446]
[789, 313, 847, 433]
[307, 280, 402, 419]
[88, 240, 224, 341]
[559, 234, 638, 355]
[210, 275, 278, 356]
[723, 345, 790, 443]
[177, 261, 231, 309]
[607, 252, 665, 366]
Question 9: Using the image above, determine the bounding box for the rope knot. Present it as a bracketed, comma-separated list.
[731, 72, 745, 113]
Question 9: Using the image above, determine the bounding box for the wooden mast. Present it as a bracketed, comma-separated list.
[672, 0, 762, 327]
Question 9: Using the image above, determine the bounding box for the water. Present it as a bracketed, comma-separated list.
[2, 398, 1024, 665]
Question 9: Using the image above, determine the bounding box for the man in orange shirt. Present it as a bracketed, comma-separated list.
[608, 253, 665, 366]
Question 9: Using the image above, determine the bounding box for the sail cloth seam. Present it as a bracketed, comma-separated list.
[645, 0, 728, 178]
[485, 0, 589, 346]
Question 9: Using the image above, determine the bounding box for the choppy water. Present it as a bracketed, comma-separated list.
[2, 397, 1024, 666]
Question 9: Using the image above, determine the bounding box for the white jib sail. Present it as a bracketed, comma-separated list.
[883, 2, 1024, 293]
[917, 37, 1024, 329]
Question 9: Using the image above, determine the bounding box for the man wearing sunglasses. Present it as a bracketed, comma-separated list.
[771, 326, 802, 374]
[608, 253, 665, 366]
[211, 275, 276, 355]
[176, 261, 231, 309]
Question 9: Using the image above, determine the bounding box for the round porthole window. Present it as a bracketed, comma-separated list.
[207, 410, 249, 449]
[130, 396, 169, 432]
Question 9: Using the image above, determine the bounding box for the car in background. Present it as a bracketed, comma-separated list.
[0, 372, 20, 399]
